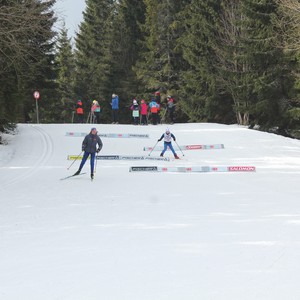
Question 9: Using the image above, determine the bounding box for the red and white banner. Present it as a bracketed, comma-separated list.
[143, 144, 224, 151]
[130, 166, 256, 173]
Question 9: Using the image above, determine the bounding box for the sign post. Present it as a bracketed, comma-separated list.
[33, 91, 40, 123]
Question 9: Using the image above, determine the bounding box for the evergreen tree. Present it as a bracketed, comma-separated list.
[214, 0, 252, 125]
[276, 0, 300, 134]
[240, 0, 292, 127]
[178, 0, 294, 127]
[43, 26, 76, 123]
[134, 0, 189, 95]
[74, 0, 115, 123]
[0, 0, 57, 125]
[177, 0, 233, 123]
[109, 0, 146, 102]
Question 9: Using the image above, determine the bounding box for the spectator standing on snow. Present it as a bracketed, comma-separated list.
[157, 128, 179, 159]
[91, 100, 101, 123]
[73, 127, 103, 179]
[155, 91, 161, 105]
[76, 100, 84, 123]
[111, 93, 119, 124]
[130, 99, 140, 125]
[140, 99, 148, 125]
[149, 98, 159, 125]
[167, 95, 175, 124]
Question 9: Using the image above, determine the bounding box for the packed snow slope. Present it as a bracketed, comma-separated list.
[1, 123, 300, 300]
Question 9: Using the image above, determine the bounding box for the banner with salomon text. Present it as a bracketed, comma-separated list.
[129, 166, 256, 172]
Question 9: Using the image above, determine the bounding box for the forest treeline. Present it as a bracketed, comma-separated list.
[0, 0, 300, 138]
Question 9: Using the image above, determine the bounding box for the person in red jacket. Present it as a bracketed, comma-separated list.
[76, 100, 84, 123]
[140, 99, 148, 125]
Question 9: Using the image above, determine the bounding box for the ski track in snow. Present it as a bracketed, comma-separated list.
[1, 123, 300, 300]
[0, 125, 54, 189]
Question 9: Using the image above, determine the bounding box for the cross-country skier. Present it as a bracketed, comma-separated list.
[74, 127, 103, 179]
[157, 128, 179, 159]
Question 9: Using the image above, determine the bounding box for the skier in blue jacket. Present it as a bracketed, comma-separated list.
[74, 128, 103, 179]
[157, 128, 179, 159]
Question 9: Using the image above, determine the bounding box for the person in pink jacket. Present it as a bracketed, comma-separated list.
[140, 99, 148, 125]
[91, 100, 101, 123]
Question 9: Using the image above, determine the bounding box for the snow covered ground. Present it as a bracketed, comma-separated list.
[1, 122, 300, 300]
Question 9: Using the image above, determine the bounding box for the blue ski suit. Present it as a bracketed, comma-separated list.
[79, 131, 103, 174]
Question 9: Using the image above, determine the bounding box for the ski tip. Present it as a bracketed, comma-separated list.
[59, 172, 86, 181]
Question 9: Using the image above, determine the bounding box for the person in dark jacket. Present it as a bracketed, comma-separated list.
[166, 95, 175, 124]
[157, 128, 179, 159]
[74, 128, 103, 179]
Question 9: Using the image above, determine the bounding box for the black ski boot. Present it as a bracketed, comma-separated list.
[73, 169, 81, 176]
[91, 173, 94, 180]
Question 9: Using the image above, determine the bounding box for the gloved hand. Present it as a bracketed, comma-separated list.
[157, 139, 160, 142]
[173, 138, 176, 142]
[96, 148, 101, 153]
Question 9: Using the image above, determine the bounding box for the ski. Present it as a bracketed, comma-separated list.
[60, 172, 86, 180]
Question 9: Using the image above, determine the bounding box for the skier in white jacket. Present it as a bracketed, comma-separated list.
[157, 128, 179, 159]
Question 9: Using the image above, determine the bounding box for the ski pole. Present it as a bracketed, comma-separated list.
[86, 112, 90, 124]
[67, 151, 83, 170]
[94, 153, 98, 174]
[148, 141, 159, 156]
[174, 140, 185, 156]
